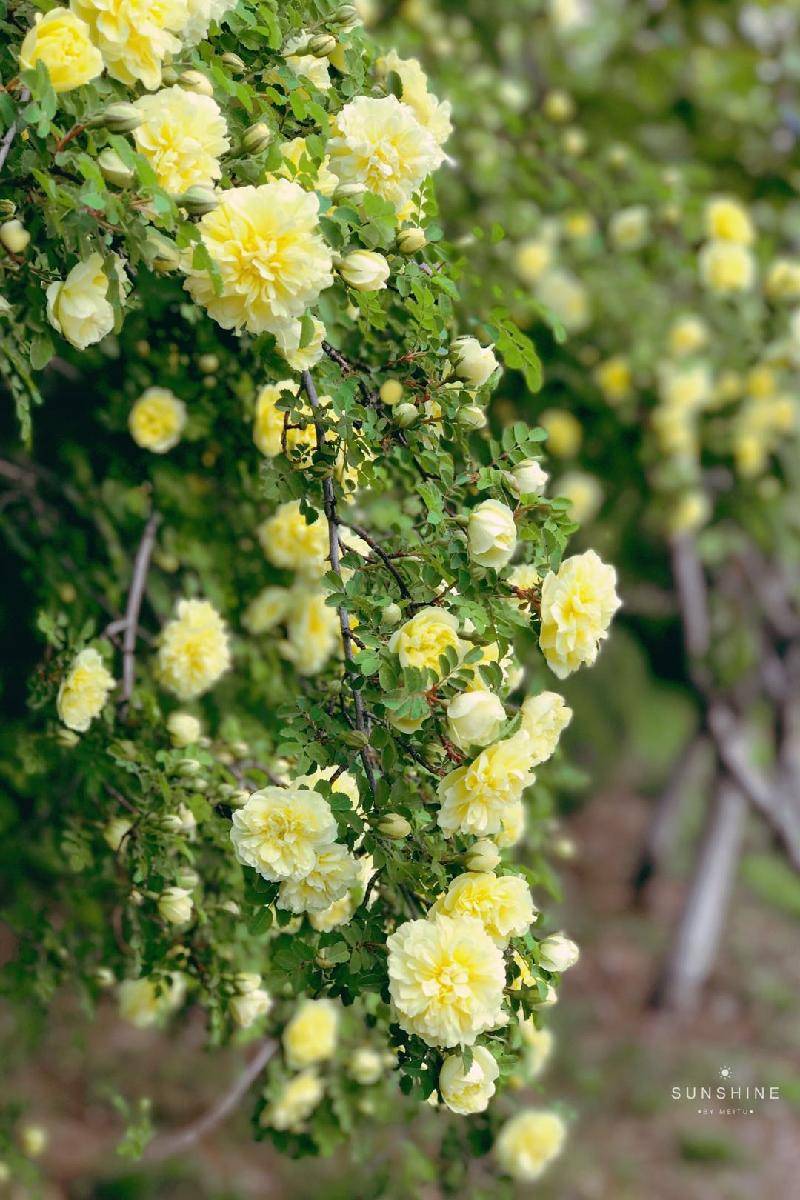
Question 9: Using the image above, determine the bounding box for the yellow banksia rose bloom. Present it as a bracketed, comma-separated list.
[57, 647, 115, 731]
[263, 1070, 323, 1130]
[129, 386, 186, 453]
[705, 197, 754, 245]
[608, 204, 649, 251]
[166, 710, 201, 746]
[46, 252, 120, 351]
[468, 499, 517, 570]
[539, 408, 582, 457]
[230, 785, 337, 882]
[257, 500, 329, 576]
[507, 562, 540, 605]
[517, 1019, 554, 1081]
[277, 137, 338, 197]
[386, 914, 507, 1047]
[19, 8, 103, 93]
[132, 86, 229, 194]
[535, 267, 590, 333]
[273, 316, 326, 371]
[283, 34, 331, 91]
[668, 314, 708, 358]
[280, 589, 340, 676]
[309, 853, 373, 932]
[765, 257, 800, 300]
[699, 240, 755, 293]
[430, 871, 537, 946]
[668, 489, 710, 535]
[515, 237, 553, 285]
[496, 797, 525, 848]
[495, 1109, 566, 1182]
[181, 0, 235, 48]
[296, 764, 361, 814]
[446, 689, 506, 750]
[439, 1045, 499, 1114]
[158, 597, 231, 699]
[389, 607, 462, 675]
[519, 691, 572, 765]
[118, 973, 186, 1028]
[72, 0, 188, 90]
[328, 95, 443, 211]
[539, 549, 621, 679]
[437, 730, 537, 837]
[283, 999, 339, 1069]
[277, 842, 360, 913]
[594, 355, 632, 403]
[242, 585, 291, 634]
[253, 378, 302, 458]
[183, 181, 333, 335]
[377, 50, 453, 146]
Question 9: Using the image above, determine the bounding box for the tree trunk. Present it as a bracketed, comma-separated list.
[652, 777, 746, 1012]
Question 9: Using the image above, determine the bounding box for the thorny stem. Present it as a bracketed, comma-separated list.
[339, 518, 411, 599]
[302, 370, 378, 798]
[121, 511, 161, 708]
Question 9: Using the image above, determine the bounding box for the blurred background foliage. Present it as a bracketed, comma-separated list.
[3, 0, 800, 1197]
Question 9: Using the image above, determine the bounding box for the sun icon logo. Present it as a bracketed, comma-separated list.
[719, 1066, 733, 1079]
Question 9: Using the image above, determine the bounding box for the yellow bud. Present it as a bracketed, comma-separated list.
[378, 812, 412, 838]
[0, 219, 30, 254]
[397, 225, 427, 254]
[380, 379, 404, 406]
[242, 122, 271, 154]
[98, 147, 134, 188]
[179, 69, 214, 97]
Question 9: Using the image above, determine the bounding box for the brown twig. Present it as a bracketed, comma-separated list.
[121, 512, 161, 707]
[302, 370, 378, 797]
[142, 1040, 276, 1163]
[339, 519, 411, 599]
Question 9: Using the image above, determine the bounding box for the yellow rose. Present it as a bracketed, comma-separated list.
[519, 691, 572, 764]
[668, 489, 710, 535]
[539, 408, 582, 457]
[242, 585, 291, 634]
[339, 250, 390, 292]
[230, 785, 337, 882]
[166, 711, 202, 746]
[129, 387, 186, 453]
[386, 914, 507, 1046]
[439, 1045, 499, 1114]
[274, 316, 326, 372]
[133, 86, 229, 194]
[329, 95, 444, 211]
[389, 607, 462, 675]
[446, 689, 506, 750]
[495, 798, 525, 848]
[517, 1019, 554, 1081]
[284, 35, 331, 91]
[283, 998, 339, 1068]
[46, 253, 122, 351]
[157, 597, 231, 699]
[594, 355, 632, 403]
[118, 973, 186, 1028]
[495, 1109, 566, 1182]
[437, 730, 537, 837]
[468, 499, 517, 570]
[277, 138, 339, 197]
[72, 0, 189, 90]
[451, 336, 499, 389]
[377, 50, 452, 146]
[539, 550, 621, 679]
[668, 315, 708, 358]
[430, 871, 536, 945]
[608, 204, 649, 250]
[555, 469, 602, 528]
[57, 646, 115, 731]
[279, 588, 341, 676]
[515, 237, 553, 285]
[253, 379, 302, 458]
[699, 240, 755, 293]
[263, 1070, 323, 1130]
[705, 197, 754, 245]
[19, 8, 103, 93]
[183, 182, 333, 335]
[538, 932, 580, 971]
[257, 500, 329, 576]
[277, 843, 360, 913]
[765, 257, 800, 300]
[535, 268, 590, 333]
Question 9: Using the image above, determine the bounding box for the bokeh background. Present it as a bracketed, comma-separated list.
[3, 0, 800, 1196]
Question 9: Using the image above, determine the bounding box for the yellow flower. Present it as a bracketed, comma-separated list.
[309, 853, 374, 932]
[439, 1045, 499, 1114]
[257, 500, 329, 576]
[507, 562, 540, 605]
[377, 50, 452, 146]
[166, 711, 201, 746]
[659, 362, 712, 412]
[118, 974, 186, 1028]
[389, 607, 462, 675]
[495, 1109, 566, 1182]
[277, 137, 338, 197]
[430, 871, 536, 946]
[279, 589, 341, 676]
[594, 355, 632, 403]
[517, 1019, 554, 1081]
[515, 238, 553, 285]
[539, 408, 582, 457]
[19, 8, 103, 93]
[451, 336, 499, 389]
[253, 379, 302, 458]
[46, 253, 121, 350]
[274, 316, 326, 372]
[132, 86, 229, 194]
[705, 197, 754, 245]
[278, 842, 360, 913]
[437, 731, 537, 837]
[668, 315, 708, 358]
[264, 1070, 323, 1130]
[608, 204, 649, 250]
[339, 250, 390, 291]
[295, 764, 361, 814]
[468, 499, 517, 570]
[284, 35, 331, 91]
[183, 182, 333, 335]
[535, 268, 590, 333]
[699, 240, 755, 293]
[446, 689, 506, 750]
[158, 598, 231, 699]
[242, 585, 291, 634]
[496, 798, 525, 848]
[230, 785, 337, 881]
[519, 691, 572, 765]
[283, 999, 339, 1068]
[539, 550, 621, 679]
[181, 0, 235, 47]
[72, 0, 188, 90]
[129, 386, 186, 453]
[668, 489, 710, 535]
[329, 95, 444, 211]
[386, 914, 507, 1047]
[57, 647, 115, 731]
[765, 257, 800, 300]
